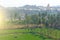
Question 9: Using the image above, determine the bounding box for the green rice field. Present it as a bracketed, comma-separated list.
[0, 28, 60, 40]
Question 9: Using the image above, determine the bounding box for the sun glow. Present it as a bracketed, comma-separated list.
[0, 7, 6, 29]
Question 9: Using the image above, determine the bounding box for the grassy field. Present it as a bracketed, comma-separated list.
[0, 28, 60, 40]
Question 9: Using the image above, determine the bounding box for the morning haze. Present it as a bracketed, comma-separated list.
[0, 0, 60, 40]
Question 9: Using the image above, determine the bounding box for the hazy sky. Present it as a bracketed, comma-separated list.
[0, 0, 60, 7]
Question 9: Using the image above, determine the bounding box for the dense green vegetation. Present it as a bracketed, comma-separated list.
[9, 11, 60, 29]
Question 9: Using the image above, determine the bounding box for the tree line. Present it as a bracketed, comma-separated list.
[9, 11, 60, 29]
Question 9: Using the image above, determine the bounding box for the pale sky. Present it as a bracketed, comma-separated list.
[0, 0, 60, 7]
